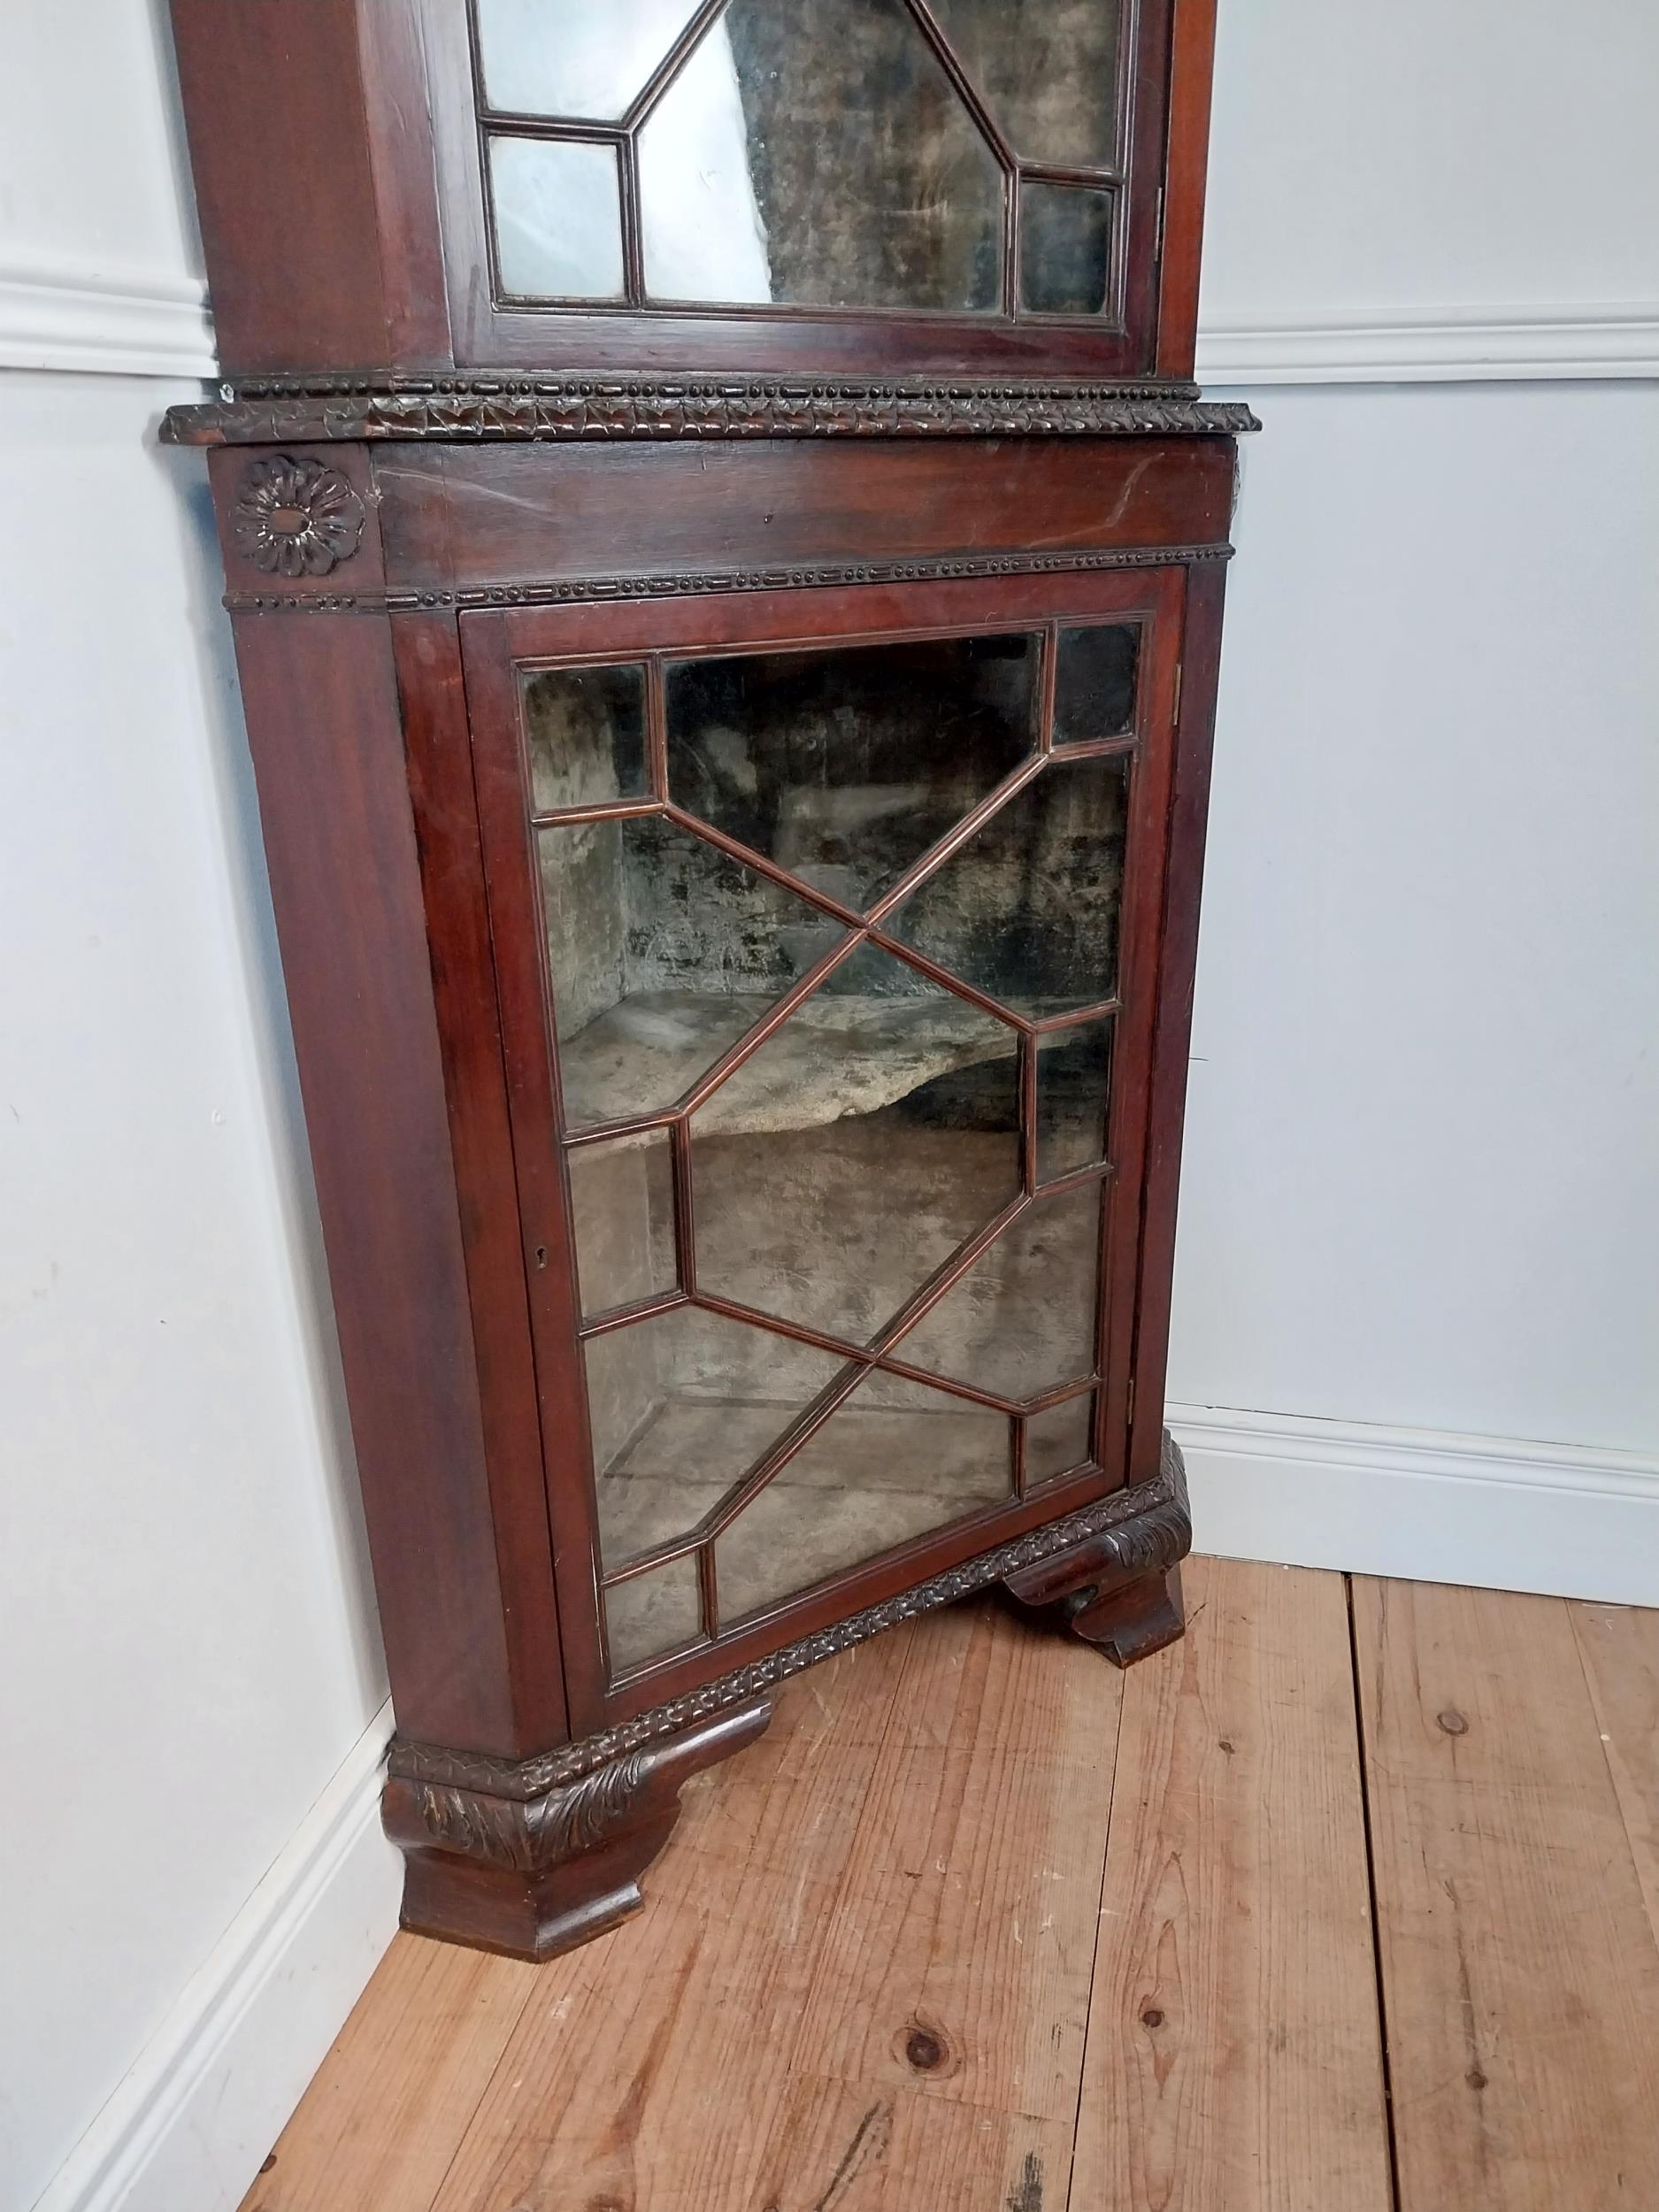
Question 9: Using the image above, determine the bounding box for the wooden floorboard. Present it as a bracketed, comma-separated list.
[1569, 1596, 1659, 1948]
[242, 1564, 1659, 2212]
[1070, 1556, 1392, 2212]
[1355, 1576, 1659, 2212]
[240, 1934, 539, 2212]
[428, 1624, 918, 2212]
[794, 1597, 1121, 2131]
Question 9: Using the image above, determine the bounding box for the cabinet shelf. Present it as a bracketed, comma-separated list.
[560, 987, 1021, 1138]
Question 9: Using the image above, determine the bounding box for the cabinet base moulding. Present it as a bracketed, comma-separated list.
[384, 1699, 774, 1960]
[384, 1436, 1191, 1959]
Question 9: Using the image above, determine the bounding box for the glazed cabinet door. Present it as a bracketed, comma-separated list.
[423, 0, 1188, 377]
[462, 566, 1186, 1726]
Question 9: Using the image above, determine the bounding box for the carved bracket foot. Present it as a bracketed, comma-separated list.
[1002, 1431, 1192, 1668]
[382, 1698, 772, 1961]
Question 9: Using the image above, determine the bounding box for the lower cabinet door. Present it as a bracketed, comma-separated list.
[460, 563, 1187, 1720]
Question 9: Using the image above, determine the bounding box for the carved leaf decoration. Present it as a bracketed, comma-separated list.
[232, 454, 365, 578]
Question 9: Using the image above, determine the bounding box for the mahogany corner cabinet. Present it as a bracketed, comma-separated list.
[163, 0, 1255, 1961]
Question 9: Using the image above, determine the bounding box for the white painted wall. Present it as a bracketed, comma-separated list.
[0, 13, 396, 2212]
[2, 2, 1656, 2208]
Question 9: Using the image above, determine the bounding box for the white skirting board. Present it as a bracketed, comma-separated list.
[34, 1706, 401, 2212]
[1171, 1402, 1659, 1608]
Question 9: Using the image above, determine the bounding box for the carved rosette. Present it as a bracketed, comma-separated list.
[232, 453, 365, 577]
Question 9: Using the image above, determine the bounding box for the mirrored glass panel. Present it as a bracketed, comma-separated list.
[539, 815, 847, 1129]
[1035, 1016, 1113, 1184]
[892, 1180, 1102, 1401]
[585, 1306, 849, 1569]
[716, 1371, 1011, 1621]
[489, 134, 626, 298]
[886, 755, 1131, 1018]
[1026, 1393, 1095, 1485]
[666, 635, 1036, 911]
[476, 0, 703, 120]
[603, 1553, 703, 1675]
[926, 0, 1124, 168]
[567, 1130, 676, 1318]
[1053, 624, 1140, 746]
[1020, 181, 1114, 317]
[524, 662, 649, 814]
[690, 941, 1020, 1346]
[639, 0, 1003, 309]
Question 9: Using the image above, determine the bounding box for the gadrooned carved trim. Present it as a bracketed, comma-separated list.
[221, 540, 1233, 618]
[163, 376, 1259, 449]
[390, 1437, 1190, 1801]
[231, 454, 365, 577]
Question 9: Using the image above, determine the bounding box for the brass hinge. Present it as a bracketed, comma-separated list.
[1154, 187, 1166, 262]
[1172, 658, 1184, 723]
[1126, 1377, 1137, 1429]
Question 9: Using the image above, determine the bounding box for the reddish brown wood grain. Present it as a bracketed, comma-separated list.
[1156, 0, 1219, 379]
[392, 612, 568, 1745]
[168, 0, 449, 375]
[372, 437, 1234, 600]
[1125, 557, 1227, 1485]
[221, 603, 533, 1752]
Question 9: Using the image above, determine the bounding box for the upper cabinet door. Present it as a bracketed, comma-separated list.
[441, 0, 1193, 376]
[170, 0, 1214, 381]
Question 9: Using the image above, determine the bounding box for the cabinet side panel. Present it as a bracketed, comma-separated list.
[225, 607, 528, 1752]
[392, 612, 568, 1743]
[166, 0, 404, 373]
[1156, 0, 1219, 378]
[1128, 557, 1227, 1482]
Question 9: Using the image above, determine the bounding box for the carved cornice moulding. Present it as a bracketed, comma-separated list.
[163, 373, 1258, 448]
[223, 540, 1233, 618]
[390, 1436, 1190, 1800]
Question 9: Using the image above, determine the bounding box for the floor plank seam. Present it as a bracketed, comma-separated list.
[1345, 1574, 1403, 2212]
[1060, 1640, 1128, 2212]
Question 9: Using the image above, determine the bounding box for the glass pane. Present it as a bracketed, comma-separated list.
[489, 135, 625, 299]
[891, 1180, 1101, 1402]
[1053, 625, 1140, 746]
[476, 0, 703, 120]
[691, 941, 1020, 1345]
[716, 1371, 1011, 1621]
[639, 0, 1002, 310]
[524, 662, 648, 814]
[666, 635, 1036, 912]
[1036, 1016, 1113, 1184]
[886, 756, 1130, 1018]
[1020, 181, 1114, 317]
[926, 0, 1124, 168]
[567, 1131, 676, 1318]
[539, 814, 847, 1129]
[603, 1554, 703, 1676]
[1026, 1394, 1095, 1486]
[585, 1306, 849, 1568]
